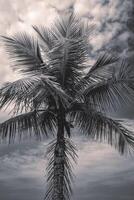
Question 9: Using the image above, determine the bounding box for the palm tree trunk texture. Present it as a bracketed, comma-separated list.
[52, 107, 65, 200]
[53, 139, 65, 200]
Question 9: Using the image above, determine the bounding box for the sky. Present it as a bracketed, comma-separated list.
[0, 0, 133, 119]
[0, 135, 134, 200]
[0, 0, 132, 83]
[0, 0, 134, 200]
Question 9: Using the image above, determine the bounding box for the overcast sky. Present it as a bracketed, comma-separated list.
[0, 1, 134, 200]
[0, 135, 134, 200]
[0, 0, 133, 120]
[0, 0, 132, 82]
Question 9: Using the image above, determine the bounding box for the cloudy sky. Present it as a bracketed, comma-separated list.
[0, 0, 133, 119]
[0, 0, 132, 83]
[1, 135, 134, 200]
[0, 0, 134, 200]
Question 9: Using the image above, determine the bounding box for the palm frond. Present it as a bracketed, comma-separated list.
[34, 13, 93, 92]
[74, 53, 118, 96]
[45, 138, 77, 200]
[39, 110, 56, 135]
[87, 53, 118, 75]
[33, 26, 60, 51]
[1, 33, 46, 74]
[70, 107, 134, 154]
[0, 109, 56, 143]
[0, 75, 70, 114]
[82, 61, 134, 111]
[33, 74, 71, 108]
[0, 76, 40, 113]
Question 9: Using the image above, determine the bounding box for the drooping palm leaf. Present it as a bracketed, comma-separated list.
[0, 76, 39, 113]
[74, 53, 118, 96]
[1, 33, 45, 74]
[82, 61, 134, 111]
[0, 75, 70, 114]
[0, 109, 57, 143]
[70, 106, 134, 154]
[87, 53, 118, 75]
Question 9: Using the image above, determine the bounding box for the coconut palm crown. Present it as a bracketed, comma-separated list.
[1, 13, 134, 200]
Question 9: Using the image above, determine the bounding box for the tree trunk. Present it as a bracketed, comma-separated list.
[52, 106, 65, 200]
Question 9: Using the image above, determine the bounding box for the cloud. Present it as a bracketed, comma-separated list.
[0, 0, 131, 81]
[0, 0, 132, 119]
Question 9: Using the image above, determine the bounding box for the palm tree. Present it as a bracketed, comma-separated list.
[1, 13, 134, 200]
